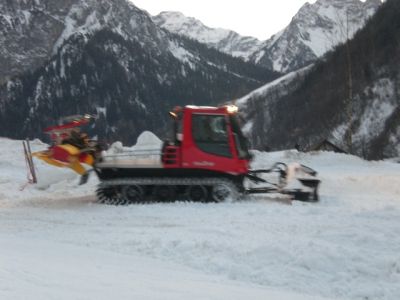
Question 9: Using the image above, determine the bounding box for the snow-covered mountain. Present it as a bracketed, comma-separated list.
[251, 0, 382, 72]
[0, 0, 165, 82]
[153, 11, 262, 60]
[0, 0, 277, 143]
[237, 65, 314, 138]
[238, 0, 400, 159]
[153, 1, 381, 73]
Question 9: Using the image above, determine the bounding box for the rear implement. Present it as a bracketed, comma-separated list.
[32, 115, 101, 177]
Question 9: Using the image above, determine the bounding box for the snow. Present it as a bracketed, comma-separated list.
[253, 49, 265, 64]
[1, 14, 13, 27]
[101, 131, 162, 167]
[236, 65, 312, 106]
[154, 11, 262, 60]
[156, 11, 232, 44]
[21, 10, 31, 25]
[355, 78, 396, 140]
[167, 40, 196, 68]
[1, 135, 400, 300]
[106, 131, 162, 155]
[1, 236, 332, 300]
[252, 0, 381, 72]
[303, 27, 335, 57]
[95, 106, 107, 117]
[301, 0, 376, 57]
[133, 131, 163, 150]
[52, 2, 111, 55]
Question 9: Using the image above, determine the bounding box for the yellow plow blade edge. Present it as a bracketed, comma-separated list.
[32, 150, 88, 176]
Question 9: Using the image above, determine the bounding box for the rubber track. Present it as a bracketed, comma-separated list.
[96, 177, 241, 205]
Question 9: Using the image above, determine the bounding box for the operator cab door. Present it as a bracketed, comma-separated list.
[192, 114, 232, 158]
[181, 110, 249, 174]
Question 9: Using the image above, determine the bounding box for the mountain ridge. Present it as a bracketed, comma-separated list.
[251, 0, 382, 72]
[238, 0, 400, 159]
[153, 11, 262, 60]
[0, 0, 278, 143]
[154, 0, 381, 73]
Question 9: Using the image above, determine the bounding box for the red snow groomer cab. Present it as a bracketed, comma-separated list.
[162, 105, 250, 174]
[94, 105, 320, 204]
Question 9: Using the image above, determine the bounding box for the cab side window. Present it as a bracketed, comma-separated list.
[192, 114, 232, 157]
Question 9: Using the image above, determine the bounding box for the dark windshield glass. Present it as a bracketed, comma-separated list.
[192, 114, 232, 157]
[230, 115, 250, 159]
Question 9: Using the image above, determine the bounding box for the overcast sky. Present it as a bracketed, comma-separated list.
[130, 0, 318, 40]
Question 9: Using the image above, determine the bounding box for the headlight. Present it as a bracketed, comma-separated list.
[226, 105, 238, 114]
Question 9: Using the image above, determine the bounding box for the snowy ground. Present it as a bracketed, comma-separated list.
[0, 137, 399, 300]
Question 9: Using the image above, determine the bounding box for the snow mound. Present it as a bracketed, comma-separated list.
[133, 130, 163, 150]
[107, 131, 162, 154]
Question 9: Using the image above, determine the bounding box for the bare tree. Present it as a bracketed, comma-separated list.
[345, 10, 353, 154]
[321, 8, 354, 153]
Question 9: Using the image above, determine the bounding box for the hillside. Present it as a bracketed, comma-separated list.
[154, 0, 381, 73]
[239, 0, 400, 159]
[250, 0, 381, 72]
[0, 0, 277, 144]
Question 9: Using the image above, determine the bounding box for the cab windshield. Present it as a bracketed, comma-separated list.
[191, 113, 251, 159]
[229, 115, 251, 159]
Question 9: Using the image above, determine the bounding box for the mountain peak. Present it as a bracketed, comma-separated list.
[155, 11, 208, 30]
[0, 0, 277, 143]
[153, 11, 262, 60]
[250, 0, 382, 72]
[0, 0, 162, 80]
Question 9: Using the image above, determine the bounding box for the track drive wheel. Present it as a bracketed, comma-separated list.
[186, 185, 209, 202]
[152, 185, 176, 202]
[122, 185, 144, 204]
[96, 185, 121, 205]
[211, 180, 239, 202]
